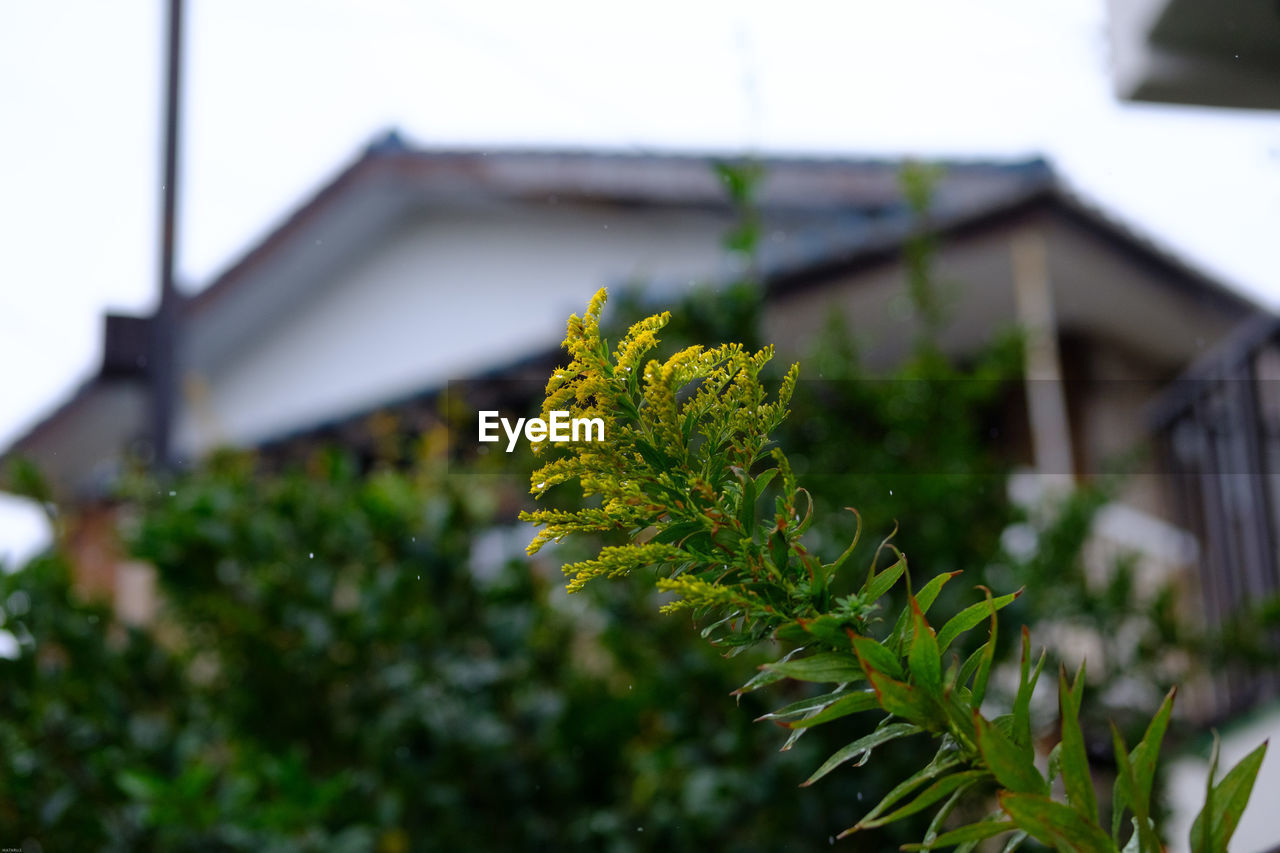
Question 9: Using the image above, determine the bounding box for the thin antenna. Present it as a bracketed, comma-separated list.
[150, 0, 183, 470]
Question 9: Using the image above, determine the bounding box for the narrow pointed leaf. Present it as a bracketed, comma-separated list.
[850, 770, 987, 831]
[1129, 686, 1175, 816]
[801, 722, 923, 786]
[1012, 626, 1046, 750]
[1194, 734, 1221, 853]
[1111, 724, 1135, 842]
[1111, 723, 1160, 853]
[752, 467, 778, 495]
[782, 690, 879, 729]
[890, 570, 962, 653]
[936, 588, 1021, 653]
[737, 469, 757, 533]
[998, 792, 1116, 853]
[762, 651, 864, 684]
[900, 818, 1016, 850]
[865, 662, 936, 724]
[755, 687, 853, 721]
[1058, 663, 1099, 823]
[733, 646, 805, 697]
[970, 600, 998, 710]
[1121, 818, 1147, 853]
[975, 712, 1045, 794]
[862, 552, 907, 603]
[849, 632, 905, 681]
[923, 783, 976, 849]
[853, 750, 966, 828]
[957, 640, 988, 693]
[1190, 739, 1268, 853]
[825, 507, 862, 576]
[793, 613, 858, 647]
[999, 831, 1029, 853]
[909, 597, 943, 699]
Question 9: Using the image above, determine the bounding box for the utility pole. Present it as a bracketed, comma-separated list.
[149, 0, 183, 470]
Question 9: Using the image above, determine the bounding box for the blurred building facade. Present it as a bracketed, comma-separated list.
[3, 133, 1277, 849]
[1107, 0, 1280, 110]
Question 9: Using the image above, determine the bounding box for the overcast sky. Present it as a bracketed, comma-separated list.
[2, 0, 1280, 560]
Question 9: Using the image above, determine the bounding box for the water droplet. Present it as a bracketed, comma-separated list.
[888, 489, 893, 495]
[309, 552, 314, 559]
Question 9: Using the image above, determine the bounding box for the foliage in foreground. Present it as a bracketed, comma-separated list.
[3, 445, 916, 852]
[522, 289, 1269, 852]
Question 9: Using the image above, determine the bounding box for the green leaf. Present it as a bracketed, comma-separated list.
[969, 599, 998, 711]
[825, 507, 863, 576]
[733, 646, 805, 697]
[924, 782, 979, 850]
[1129, 686, 1175, 821]
[737, 470, 757, 534]
[801, 722, 923, 786]
[867, 667, 935, 724]
[861, 553, 907, 603]
[848, 770, 988, 831]
[909, 597, 943, 699]
[1058, 662, 1099, 823]
[998, 792, 1116, 853]
[900, 818, 1016, 850]
[1120, 819, 1145, 853]
[916, 570, 962, 615]
[889, 570, 963, 656]
[939, 693, 978, 750]
[956, 640, 988, 695]
[1046, 742, 1062, 787]
[756, 687, 854, 721]
[999, 831, 1029, 853]
[782, 690, 880, 729]
[1189, 738, 1268, 853]
[851, 747, 965, 827]
[849, 633, 905, 682]
[769, 528, 790, 577]
[793, 613, 857, 648]
[650, 519, 705, 546]
[975, 712, 1045, 795]
[752, 467, 778, 495]
[792, 486, 815, 535]
[1110, 724, 1160, 853]
[762, 651, 864, 684]
[1012, 627, 1046, 751]
[936, 588, 1021, 653]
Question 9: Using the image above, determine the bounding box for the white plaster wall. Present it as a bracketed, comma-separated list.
[1166, 704, 1280, 853]
[177, 204, 727, 451]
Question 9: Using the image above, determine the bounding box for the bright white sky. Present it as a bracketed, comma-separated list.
[2, 0, 1280, 561]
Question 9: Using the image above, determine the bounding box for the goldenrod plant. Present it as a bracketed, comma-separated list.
[522, 290, 1268, 852]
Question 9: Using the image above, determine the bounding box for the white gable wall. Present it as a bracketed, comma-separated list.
[174, 202, 728, 453]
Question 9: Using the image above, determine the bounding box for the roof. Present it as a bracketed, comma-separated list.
[1, 131, 1266, 497]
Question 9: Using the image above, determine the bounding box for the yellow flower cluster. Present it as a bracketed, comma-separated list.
[653, 575, 767, 615]
[521, 288, 799, 606]
[560, 543, 686, 595]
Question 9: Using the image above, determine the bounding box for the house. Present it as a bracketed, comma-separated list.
[3, 132, 1276, 849]
[1106, 0, 1280, 110]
